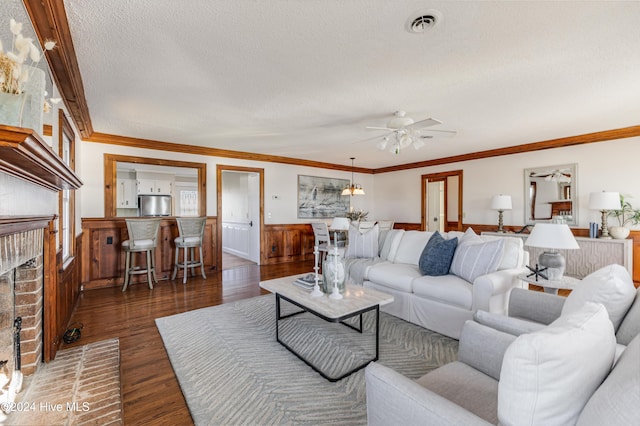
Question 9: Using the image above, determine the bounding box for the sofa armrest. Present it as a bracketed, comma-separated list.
[474, 310, 546, 336]
[508, 287, 565, 324]
[457, 320, 517, 380]
[365, 362, 493, 426]
[472, 268, 526, 313]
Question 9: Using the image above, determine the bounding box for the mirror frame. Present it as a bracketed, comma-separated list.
[524, 163, 577, 225]
[104, 154, 207, 218]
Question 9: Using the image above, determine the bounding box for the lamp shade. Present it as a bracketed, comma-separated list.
[491, 195, 512, 210]
[525, 223, 579, 250]
[588, 191, 620, 210]
[330, 217, 350, 230]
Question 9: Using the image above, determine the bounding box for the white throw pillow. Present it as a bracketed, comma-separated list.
[379, 229, 404, 261]
[449, 237, 505, 283]
[562, 264, 636, 331]
[498, 302, 616, 426]
[392, 231, 433, 265]
[344, 224, 379, 258]
[481, 235, 523, 270]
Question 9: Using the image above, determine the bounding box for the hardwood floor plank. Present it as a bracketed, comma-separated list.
[63, 260, 314, 424]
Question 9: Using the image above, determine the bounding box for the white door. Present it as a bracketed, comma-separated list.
[427, 180, 445, 232]
[248, 173, 261, 264]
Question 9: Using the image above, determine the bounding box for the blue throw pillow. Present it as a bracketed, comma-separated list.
[419, 232, 458, 276]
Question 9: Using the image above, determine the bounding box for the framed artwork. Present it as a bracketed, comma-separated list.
[297, 175, 350, 218]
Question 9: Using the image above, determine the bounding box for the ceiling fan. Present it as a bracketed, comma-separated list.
[530, 169, 572, 182]
[366, 111, 456, 154]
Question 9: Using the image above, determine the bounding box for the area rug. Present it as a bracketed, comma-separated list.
[156, 294, 458, 425]
[7, 338, 122, 426]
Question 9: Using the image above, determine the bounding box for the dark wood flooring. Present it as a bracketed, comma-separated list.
[63, 260, 315, 425]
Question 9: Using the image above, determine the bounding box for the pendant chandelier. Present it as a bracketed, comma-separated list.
[341, 157, 365, 196]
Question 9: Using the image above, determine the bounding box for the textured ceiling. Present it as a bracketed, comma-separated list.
[62, 0, 640, 169]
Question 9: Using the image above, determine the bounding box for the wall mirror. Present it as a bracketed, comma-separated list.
[524, 163, 577, 225]
[104, 154, 207, 218]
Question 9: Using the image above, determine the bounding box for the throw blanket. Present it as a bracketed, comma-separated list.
[345, 256, 385, 285]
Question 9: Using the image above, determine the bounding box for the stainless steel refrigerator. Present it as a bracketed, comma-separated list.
[138, 195, 171, 216]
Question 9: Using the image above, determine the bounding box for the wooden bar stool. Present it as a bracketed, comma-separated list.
[172, 217, 207, 284]
[122, 218, 161, 292]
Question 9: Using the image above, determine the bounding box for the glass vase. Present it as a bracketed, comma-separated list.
[322, 251, 345, 294]
[0, 66, 45, 134]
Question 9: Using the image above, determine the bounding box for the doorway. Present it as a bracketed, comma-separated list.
[421, 170, 463, 232]
[217, 165, 264, 270]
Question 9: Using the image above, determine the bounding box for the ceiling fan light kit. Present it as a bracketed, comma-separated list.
[366, 110, 454, 155]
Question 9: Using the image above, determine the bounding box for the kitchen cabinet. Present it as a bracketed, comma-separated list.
[137, 178, 173, 195]
[116, 178, 138, 208]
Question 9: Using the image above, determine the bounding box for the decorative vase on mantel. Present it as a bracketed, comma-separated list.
[609, 226, 630, 240]
[0, 65, 45, 135]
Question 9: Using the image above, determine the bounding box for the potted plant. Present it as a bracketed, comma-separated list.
[608, 194, 640, 239]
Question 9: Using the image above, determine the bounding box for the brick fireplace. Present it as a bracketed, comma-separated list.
[0, 228, 45, 404]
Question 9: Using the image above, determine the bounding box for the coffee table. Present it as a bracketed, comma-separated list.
[260, 275, 394, 382]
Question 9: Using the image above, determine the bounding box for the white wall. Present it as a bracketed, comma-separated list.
[222, 172, 249, 221]
[79, 142, 375, 224]
[373, 137, 640, 229]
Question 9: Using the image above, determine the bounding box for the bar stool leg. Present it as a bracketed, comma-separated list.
[150, 248, 158, 283]
[122, 250, 131, 292]
[146, 250, 154, 289]
[198, 246, 206, 279]
[172, 246, 179, 280]
[182, 246, 188, 284]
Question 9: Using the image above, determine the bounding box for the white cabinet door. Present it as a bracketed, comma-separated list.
[118, 179, 139, 207]
[124, 179, 138, 207]
[137, 178, 156, 194]
[117, 179, 126, 207]
[155, 179, 172, 195]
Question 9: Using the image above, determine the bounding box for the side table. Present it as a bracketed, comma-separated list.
[518, 273, 581, 295]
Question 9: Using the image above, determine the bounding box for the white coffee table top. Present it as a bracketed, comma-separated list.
[260, 274, 394, 319]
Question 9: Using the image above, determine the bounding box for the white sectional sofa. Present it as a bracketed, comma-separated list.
[348, 228, 529, 339]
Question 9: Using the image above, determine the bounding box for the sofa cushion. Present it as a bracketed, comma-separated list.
[577, 334, 640, 426]
[418, 232, 458, 276]
[379, 229, 404, 261]
[392, 231, 433, 265]
[562, 264, 636, 331]
[366, 263, 422, 293]
[417, 361, 499, 425]
[480, 235, 523, 270]
[412, 274, 473, 310]
[498, 302, 616, 426]
[345, 224, 379, 258]
[450, 238, 504, 283]
[615, 288, 640, 345]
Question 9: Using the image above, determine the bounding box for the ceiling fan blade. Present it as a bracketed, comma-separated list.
[406, 117, 442, 130]
[417, 129, 457, 138]
[365, 126, 395, 131]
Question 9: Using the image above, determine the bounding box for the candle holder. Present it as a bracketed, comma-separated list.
[310, 245, 323, 297]
[324, 246, 344, 299]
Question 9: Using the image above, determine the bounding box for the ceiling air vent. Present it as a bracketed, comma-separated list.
[409, 15, 436, 33]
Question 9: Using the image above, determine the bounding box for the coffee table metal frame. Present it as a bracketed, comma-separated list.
[274, 292, 380, 382]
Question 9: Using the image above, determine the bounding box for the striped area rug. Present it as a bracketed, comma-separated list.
[156, 294, 458, 425]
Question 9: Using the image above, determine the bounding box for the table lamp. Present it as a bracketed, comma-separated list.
[588, 191, 620, 239]
[525, 223, 579, 280]
[491, 195, 512, 233]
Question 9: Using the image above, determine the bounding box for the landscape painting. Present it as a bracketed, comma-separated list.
[297, 175, 350, 218]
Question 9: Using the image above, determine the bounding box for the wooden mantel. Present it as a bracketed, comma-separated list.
[0, 125, 82, 191]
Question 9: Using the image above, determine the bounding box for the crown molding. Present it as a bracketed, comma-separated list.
[23, 0, 93, 139]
